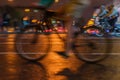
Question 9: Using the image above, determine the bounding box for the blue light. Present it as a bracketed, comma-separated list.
[106, 30, 110, 32]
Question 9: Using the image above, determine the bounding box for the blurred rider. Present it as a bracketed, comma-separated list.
[96, 5, 111, 27]
[97, 4, 119, 31]
[38, 0, 114, 55]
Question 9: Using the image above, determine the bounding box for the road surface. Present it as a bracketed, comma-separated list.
[0, 33, 120, 80]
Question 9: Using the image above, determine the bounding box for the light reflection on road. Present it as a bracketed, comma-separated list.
[41, 52, 83, 80]
[0, 34, 120, 80]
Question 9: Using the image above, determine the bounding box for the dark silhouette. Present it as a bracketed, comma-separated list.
[56, 63, 116, 80]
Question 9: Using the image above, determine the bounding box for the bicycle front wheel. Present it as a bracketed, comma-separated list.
[16, 31, 50, 61]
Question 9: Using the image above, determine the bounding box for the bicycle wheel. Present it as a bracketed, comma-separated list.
[15, 28, 50, 61]
[72, 34, 112, 63]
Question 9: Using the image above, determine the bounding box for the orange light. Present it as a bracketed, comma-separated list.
[8, 0, 14, 2]
[43, 22, 46, 25]
[87, 19, 94, 26]
[24, 9, 30, 12]
[93, 13, 98, 17]
[55, 0, 59, 3]
[37, 21, 40, 24]
[23, 16, 29, 20]
[32, 19, 37, 23]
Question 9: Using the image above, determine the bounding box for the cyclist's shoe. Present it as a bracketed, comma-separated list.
[55, 51, 69, 58]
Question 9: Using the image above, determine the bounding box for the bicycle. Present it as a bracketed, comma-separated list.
[15, 11, 112, 63]
[15, 1, 114, 63]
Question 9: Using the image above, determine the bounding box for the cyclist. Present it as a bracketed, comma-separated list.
[96, 5, 110, 26]
[38, 0, 114, 56]
[97, 4, 119, 32]
[61, 0, 114, 55]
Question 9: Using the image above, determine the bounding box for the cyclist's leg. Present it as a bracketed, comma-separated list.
[64, 0, 90, 55]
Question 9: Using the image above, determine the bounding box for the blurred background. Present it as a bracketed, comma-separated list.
[0, 0, 70, 32]
[0, 0, 120, 33]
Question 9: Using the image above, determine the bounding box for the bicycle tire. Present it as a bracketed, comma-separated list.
[15, 28, 50, 61]
[72, 33, 112, 63]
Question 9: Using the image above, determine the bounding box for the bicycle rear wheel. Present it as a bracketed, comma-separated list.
[16, 29, 50, 61]
[72, 34, 112, 63]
